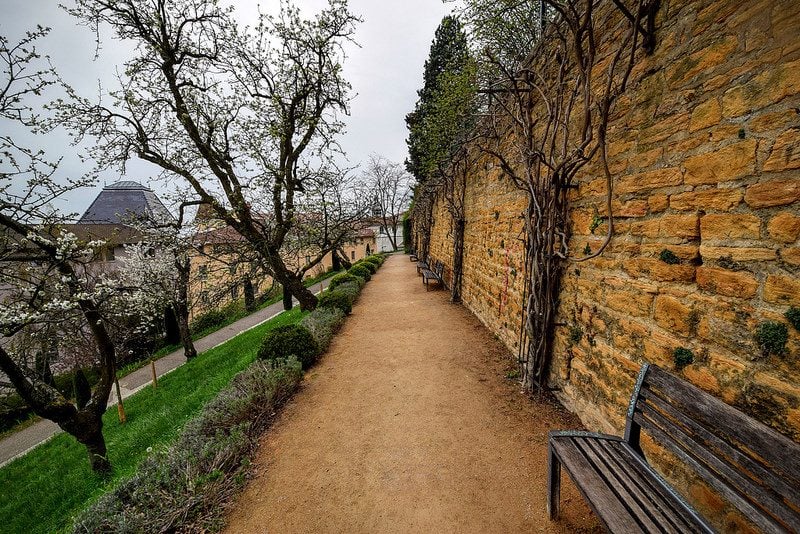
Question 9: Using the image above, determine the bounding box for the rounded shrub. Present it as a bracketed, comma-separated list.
[363, 256, 382, 267]
[257, 324, 319, 369]
[355, 260, 377, 273]
[318, 289, 353, 315]
[348, 264, 371, 281]
[301, 307, 346, 350]
[328, 272, 361, 291]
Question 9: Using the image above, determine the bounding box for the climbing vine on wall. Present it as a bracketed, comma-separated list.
[475, 0, 659, 389]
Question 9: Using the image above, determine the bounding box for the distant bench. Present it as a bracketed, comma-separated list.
[421, 260, 444, 291]
[548, 363, 800, 533]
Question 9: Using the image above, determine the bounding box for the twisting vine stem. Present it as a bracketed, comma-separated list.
[475, 0, 659, 389]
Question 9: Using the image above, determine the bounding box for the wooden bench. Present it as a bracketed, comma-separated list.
[409, 249, 418, 262]
[416, 255, 430, 275]
[421, 260, 444, 291]
[548, 363, 800, 533]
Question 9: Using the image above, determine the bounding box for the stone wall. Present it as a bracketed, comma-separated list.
[419, 0, 799, 524]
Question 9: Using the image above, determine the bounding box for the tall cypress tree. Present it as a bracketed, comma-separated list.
[405, 16, 470, 184]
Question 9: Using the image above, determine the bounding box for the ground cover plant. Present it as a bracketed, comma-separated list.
[0, 309, 305, 534]
[0, 260, 384, 533]
[0, 270, 340, 439]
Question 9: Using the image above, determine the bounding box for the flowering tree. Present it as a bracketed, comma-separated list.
[0, 28, 121, 474]
[362, 155, 412, 251]
[58, 0, 362, 311]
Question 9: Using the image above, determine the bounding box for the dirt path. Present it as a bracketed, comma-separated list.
[224, 255, 600, 533]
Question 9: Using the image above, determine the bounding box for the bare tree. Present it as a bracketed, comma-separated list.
[58, 0, 361, 310]
[363, 155, 412, 251]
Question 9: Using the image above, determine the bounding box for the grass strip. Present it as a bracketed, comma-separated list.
[0, 308, 306, 534]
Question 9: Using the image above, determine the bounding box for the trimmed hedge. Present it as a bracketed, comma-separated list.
[301, 307, 346, 351]
[355, 260, 377, 274]
[348, 264, 371, 281]
[328, 272, 362, 291]
[363, 255, 383, 266]
[318, 289, 353, 315]
[257, 324, 319, 369]
[71, 359, 303, 533]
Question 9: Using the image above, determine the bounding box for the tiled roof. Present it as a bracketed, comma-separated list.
[78, 181, 174, 224]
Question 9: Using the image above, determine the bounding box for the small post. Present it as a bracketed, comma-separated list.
[150, 358, 158, 389]
[113, 366, 126, 424]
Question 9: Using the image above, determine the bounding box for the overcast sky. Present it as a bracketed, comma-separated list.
[1, 0, 456, 218]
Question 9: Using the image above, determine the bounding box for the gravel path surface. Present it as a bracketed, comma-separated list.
[223, 254, 600, 533]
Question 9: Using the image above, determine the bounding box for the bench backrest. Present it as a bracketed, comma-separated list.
[434, 260, 444, 277]
[624, 364, 800, 532]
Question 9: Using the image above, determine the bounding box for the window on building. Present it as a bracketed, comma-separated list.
[351, 250, 355, 260]
[198, 264, 208, 280]
[104, 246, 115, 261]
[229, 263, 237, 275]
[200, 291, 209, 304]
[379, 226, 386, 235]
[305, 255, 311, 265]
[231, 284, 239, 300]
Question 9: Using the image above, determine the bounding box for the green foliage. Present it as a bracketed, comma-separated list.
[589, 214, 604, 234]
[257, 324, 319, 369]
[406, 15, 473, 184]
[0, 307, 305, 534]
[318, 289, 353, 315]
[673, 347, 694, 369]
[301, 307, 346, 351]
[452, 0, 545, 76]
[355, 259, 377, 273]
[786, 306, 800, 332]
[363, 256, 382, 267]
[189, 308, 228, 335]
[328, 272, 362, 291]
[348, 264, 371, 281]
[568, 325, 583, 345]
[659, 249, 681, 265]
[71, 358, 302, 533]
[755, 321, 789, 357]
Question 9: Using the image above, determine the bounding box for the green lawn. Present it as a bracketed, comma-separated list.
[0, 307, 307, 534]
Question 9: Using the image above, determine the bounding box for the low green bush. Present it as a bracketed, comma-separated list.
[366, 254, 384, 265]
[356, 260, 377, 273]
[328, 272, 362, 291]
[301, 307, 346, 351]
[318, 289, 354, 315]
[257, 324, 319, 369]
[348, 264, 371, 281]
[71, 359, 302, 533]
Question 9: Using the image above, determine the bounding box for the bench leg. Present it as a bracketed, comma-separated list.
[547, 443, 561, 520]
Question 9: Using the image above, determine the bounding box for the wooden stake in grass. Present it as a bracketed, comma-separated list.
[113, 370, 127, 424]
[150, 358, 158, 389]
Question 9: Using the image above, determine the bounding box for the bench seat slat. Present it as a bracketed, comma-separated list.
[551, 436, 647, 533]
[552, 434, 712, 533]
[578, 438, 677, 533]
[608, 440, 711, 533]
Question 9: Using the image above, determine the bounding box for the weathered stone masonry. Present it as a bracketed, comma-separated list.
[420, 0, 799, 514]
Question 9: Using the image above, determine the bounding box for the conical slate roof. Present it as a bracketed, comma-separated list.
[79, 181, 174, 224]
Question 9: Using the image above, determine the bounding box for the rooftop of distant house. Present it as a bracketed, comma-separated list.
[78, 181, 174, 225]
